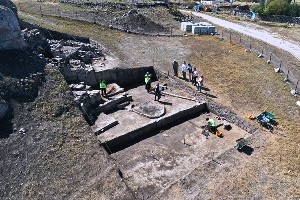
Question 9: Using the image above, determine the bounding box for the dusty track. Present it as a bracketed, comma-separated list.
[182, 10, 300, 60]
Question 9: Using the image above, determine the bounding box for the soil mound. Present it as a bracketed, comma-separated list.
[114, 9, 168, 34]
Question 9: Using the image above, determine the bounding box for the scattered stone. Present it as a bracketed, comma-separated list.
[22, 29, 52, 57]
[297, 101, 300, 107]
[74, 84, 85, 90]
[274, 68, 280, 73]
[291, 89, 297, 96]
[280, 132, 288, 137]
[267, 60, 271, 64]
[19, 128, 26, 134]
[258, 54, 263, 58]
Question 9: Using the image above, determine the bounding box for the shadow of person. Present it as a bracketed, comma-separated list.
[201, 86, 210, 91]
[237, 146, 254, 155]
[158, 100, 172, 106]
[205, 93, 217, 98]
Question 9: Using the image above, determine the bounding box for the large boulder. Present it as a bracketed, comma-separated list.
[0, 5, 25, 50]
[0, 0, 18, 16]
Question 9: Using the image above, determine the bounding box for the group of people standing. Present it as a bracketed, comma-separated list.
[172, 59, 204, 92]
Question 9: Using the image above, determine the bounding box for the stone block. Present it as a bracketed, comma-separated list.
[92, 113, 118, 135]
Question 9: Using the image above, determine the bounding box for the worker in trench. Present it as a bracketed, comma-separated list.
[145, 72, 152, 93]
[206, 117, 217, 134]
[99, 78, 107, 96]
[153, 83, 162, 101]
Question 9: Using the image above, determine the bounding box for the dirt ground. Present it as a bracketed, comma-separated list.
[3, 3, 300, 200]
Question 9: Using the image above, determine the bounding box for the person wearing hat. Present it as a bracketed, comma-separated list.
[172, 59, 178, 76]
[145, 72, 152, 93]
[99, 78, 107, 96]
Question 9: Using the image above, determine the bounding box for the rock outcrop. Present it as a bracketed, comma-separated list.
[0, 0, 18, 16]
[22, 29, 52, 57]
[0, 5, 25, 50]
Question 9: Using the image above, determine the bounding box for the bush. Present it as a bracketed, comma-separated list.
[264, 0, 290, 15]
[252, 5, 265, 14]
[289, 3, 300, 16]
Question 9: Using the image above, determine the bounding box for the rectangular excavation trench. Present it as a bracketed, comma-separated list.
[99, 102, 208, 154]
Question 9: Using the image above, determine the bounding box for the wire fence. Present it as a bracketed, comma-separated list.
[18, 2, 300, 93]
[215, 27, 300, 93]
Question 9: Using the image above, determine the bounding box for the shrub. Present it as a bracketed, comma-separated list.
[264, 0, 290, 15]
[252, 4, 265, 14]
[289, 3, 300, 16]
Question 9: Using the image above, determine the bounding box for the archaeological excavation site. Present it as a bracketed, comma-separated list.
[40, 34, 259, 198]
[1, 0, 300, 199]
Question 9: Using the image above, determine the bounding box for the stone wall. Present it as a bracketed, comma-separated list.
[260, 15, 300, 24]
[19, 20, 90, 43]
[61, 64, 158, 88]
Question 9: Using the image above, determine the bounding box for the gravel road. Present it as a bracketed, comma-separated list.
[181, 10, 300, 60]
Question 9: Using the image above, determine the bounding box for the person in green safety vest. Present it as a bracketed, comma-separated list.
[145, 72, 152, 93]
[206, 118, 217, 133]
[99, 78, 107, 96]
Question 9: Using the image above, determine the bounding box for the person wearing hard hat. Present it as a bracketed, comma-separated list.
[99, 78, 107, 96]
[145, 72, 152, 93]
[206, 117, 217, 133]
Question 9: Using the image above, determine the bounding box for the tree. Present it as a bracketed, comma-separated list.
[252, 4, 265, 14]
[264, 0, 290, 15]
[289, 3, 300, 16]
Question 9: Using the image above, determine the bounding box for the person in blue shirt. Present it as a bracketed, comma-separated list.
[187, 63, 193, 81]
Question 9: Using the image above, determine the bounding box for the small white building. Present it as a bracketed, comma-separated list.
[181, 22, 216, 35]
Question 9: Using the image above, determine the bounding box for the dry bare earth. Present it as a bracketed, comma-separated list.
[8, 4, 300, 200]
[0, 64, 134, 199]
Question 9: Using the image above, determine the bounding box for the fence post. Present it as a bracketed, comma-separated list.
[230, 34, 231, 43]
[269, 53, 272, 61]
[249, 43, 252, 51]
[279, 60, 282, 70]
[39, 4, 43, 16]
[296, 79, 299, 90]
[58, 7, 61, 18]
[239, 36, 241, 44]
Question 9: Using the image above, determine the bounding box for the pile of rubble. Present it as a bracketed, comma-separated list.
[113, 9, 168, 33]
[22, 29, 52, 57]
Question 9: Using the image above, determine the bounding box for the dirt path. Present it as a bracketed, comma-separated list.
[181, 10, 300, 60]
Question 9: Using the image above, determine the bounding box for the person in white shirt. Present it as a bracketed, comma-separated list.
[192, 68, 198, 86]
[181, 61, 187, 80]
[197, 75, 204, 92]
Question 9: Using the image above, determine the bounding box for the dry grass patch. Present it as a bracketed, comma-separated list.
[184, 35, 300, 197]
